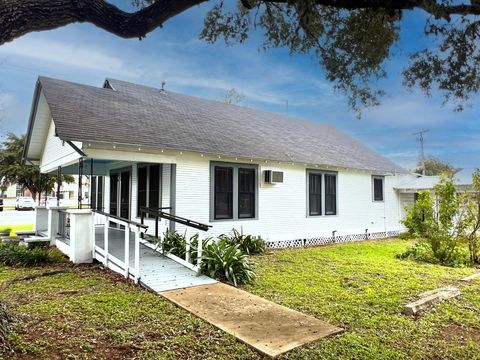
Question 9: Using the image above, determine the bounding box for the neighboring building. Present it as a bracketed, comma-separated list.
[23, 76, 429, 247]
[0, 177, 87, 209]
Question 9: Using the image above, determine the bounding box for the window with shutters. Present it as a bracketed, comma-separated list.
[211, 162, 258, 221]
[307, 170, 337, 216]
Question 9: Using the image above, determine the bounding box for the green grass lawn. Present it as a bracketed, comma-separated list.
[0, 239, 479, 359]
[246, 239, 480, 359]
[0, 225, 34, 237]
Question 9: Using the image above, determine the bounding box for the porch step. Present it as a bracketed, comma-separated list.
[14, 230, 36, 236]
[24, 236, 50, 243]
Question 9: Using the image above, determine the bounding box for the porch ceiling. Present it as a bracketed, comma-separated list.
[44, 159, 112, 176]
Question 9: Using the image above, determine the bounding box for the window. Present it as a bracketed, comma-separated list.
[137, 164, 161, 216]
[373, 176, 384, 202]
[90, 176, 104, 211]
[307, 170, 337, 216]
[211, 162, 258, 221]
[214, 166, 233, 219]
[238, 168, 255, 218]
[325, 174, 337, 215]
[309, 173, 322, 216]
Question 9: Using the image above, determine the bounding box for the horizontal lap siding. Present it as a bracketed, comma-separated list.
[97, 151, 403, 242]
[174, 154, 403, 242]
[40, 119, 81, 171]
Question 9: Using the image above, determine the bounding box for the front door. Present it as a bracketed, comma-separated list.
[109, 168, 131, 220]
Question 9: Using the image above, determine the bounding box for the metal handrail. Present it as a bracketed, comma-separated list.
[93, 209, 148, 229]
[139, 206, 211, 232]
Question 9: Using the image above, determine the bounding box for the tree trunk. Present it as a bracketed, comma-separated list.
[0, 0, 207, 45]
[1, 0, 479, 46]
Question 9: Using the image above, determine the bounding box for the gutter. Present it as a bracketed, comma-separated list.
[66, 140, 86, 157]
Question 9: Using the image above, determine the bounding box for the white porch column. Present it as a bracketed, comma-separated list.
[68, 209, 94, 264]
[34, 206, 48, 234]
[47, 206, 68, 245]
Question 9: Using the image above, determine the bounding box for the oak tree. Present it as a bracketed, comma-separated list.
[1, 0, 479, 112]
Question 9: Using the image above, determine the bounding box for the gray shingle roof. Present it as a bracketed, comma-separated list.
[38, 76, 404, 173]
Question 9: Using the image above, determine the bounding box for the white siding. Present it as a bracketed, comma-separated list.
[172, 154, 403, 241]
[95, 150, 405, 243]
[40, 119, 82, 173]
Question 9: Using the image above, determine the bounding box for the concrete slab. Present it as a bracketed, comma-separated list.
[403, 286, 461, 316]
[460, 272, 480, 282]
[160, 282, 343, 358]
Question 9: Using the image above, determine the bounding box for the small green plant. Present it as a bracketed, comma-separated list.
[162, 230, 188, 258]
[0, 243, 66, 267]
[220, 228, 266, 255]
[151, 230, 210, 265]
[201, 238, 256, 287]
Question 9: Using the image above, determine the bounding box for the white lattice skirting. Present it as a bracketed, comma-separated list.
[266, 230, 400, 249]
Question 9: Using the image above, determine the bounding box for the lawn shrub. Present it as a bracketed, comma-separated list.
[200, 238, 256, 287]
[0, 243, 66, 267]
[396, 242, 469, 267]
[400, 175, 471, 267]
[219, 228, 266, 255]
[149, 230, 210, 264]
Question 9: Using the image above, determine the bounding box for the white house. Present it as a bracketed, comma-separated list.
[23, 76, 416, 249]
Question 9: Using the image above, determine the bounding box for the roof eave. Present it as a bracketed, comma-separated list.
[22, 79, 42, 165]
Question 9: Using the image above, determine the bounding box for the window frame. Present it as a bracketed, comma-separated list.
[210, 161, 259, 222]
[306, 169, 338, 217]
[137, 164, 162, 217]
[372, 175, 385, 202]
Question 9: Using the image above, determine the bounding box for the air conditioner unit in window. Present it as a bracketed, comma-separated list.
[264, 170, 284, 184]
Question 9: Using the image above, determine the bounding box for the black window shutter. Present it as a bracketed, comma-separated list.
[325, 174, 337, 215]
[309, 173, 322, 216]
[214, 166, 233, 219]
[238, 168, 255, 218]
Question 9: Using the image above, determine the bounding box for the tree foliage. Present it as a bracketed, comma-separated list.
[401, 173, 480, 266]
[415, 156, 462, 176]
[1, 0, 480, 112]
[222, 87, 245, 104]
[0, 133, 74, 201]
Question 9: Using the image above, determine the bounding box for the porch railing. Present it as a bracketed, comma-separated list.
[57, 210, 70, 242]
[139, 206, 211, 272]
[92, 210, 148, 284]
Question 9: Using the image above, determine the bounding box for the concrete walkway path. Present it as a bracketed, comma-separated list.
[160, 282, 342, 358]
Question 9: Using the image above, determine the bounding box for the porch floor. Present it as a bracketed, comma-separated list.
[95, 227, 217, 292]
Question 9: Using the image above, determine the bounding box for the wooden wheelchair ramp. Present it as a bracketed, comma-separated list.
[137, 245, 217, 292]
[160, 282, 343, 358]
[94, 226, 216, 292]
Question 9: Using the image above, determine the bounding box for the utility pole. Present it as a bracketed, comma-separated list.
[413, 129, 429, 175]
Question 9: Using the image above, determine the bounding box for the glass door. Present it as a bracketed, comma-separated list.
[109, 168, 131, 220]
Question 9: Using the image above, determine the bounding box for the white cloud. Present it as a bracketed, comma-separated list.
[0, 37, 136, 76]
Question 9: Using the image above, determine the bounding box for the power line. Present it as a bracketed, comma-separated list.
[413, 129, 430, 175]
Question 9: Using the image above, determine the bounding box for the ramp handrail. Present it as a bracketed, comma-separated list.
[92, 210, 148, 283]
[139, 206, 211, 273]
[139, 206, 211, 232]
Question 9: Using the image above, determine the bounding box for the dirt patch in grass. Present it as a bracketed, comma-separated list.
[0, 263, 258, 359]
[441, 323, 480, 346]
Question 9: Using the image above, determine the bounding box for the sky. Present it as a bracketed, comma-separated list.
[0, 1, 478, 180]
